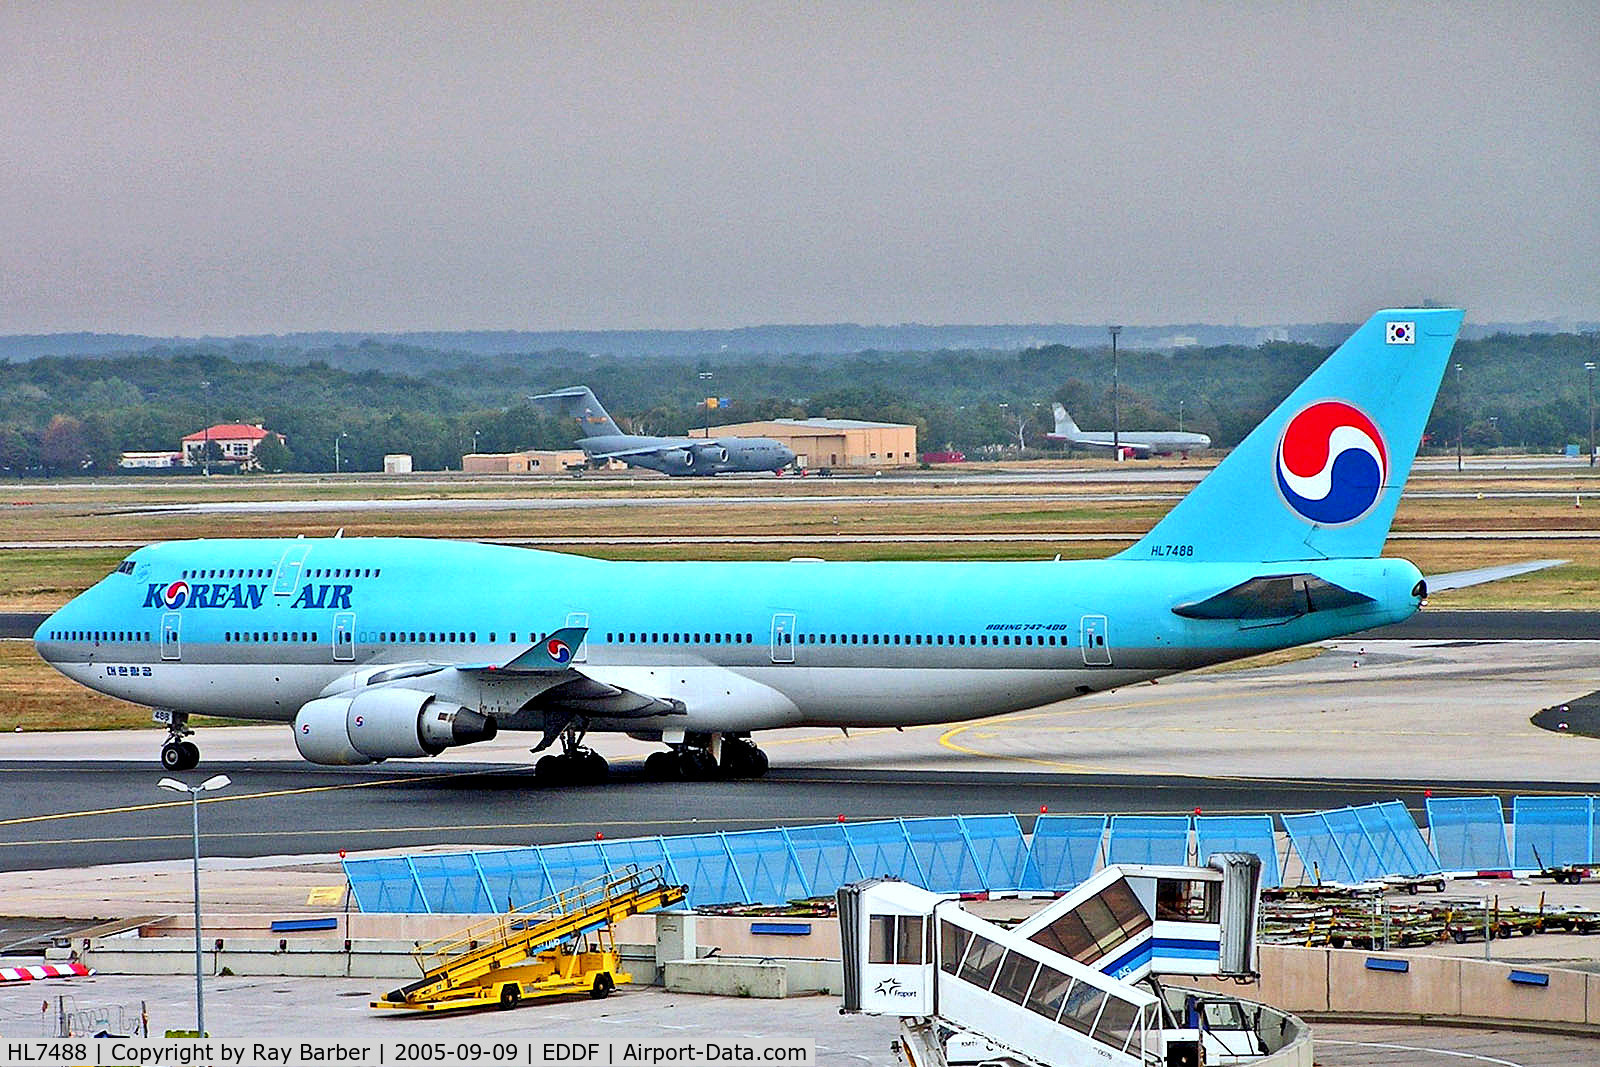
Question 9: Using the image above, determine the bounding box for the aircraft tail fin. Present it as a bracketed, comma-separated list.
[1052, 403, 1080, 437]
[529, 386, 623, 438]
[1117, 308, 1464, 563]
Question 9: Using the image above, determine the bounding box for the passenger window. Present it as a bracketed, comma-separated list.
[895, 915, 925, 964]
[868, 915, 894, 964]
[957, 935, 1005, 989]
[939, 922, 972, 975]
[1059, 980, 1107, 1036]
[992, 951, 1039, 1006]
[1026, 967, 1073, 1021]
[1156, 878, 1219, 923]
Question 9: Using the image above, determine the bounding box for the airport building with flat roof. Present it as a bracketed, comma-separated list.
[461, 449, 589, 474]
[691, 417, 917, 469]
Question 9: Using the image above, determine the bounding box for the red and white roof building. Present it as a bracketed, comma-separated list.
[181, 423, 282, 470]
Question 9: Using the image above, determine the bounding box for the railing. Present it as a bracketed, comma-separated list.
[413, 863, 667, 972]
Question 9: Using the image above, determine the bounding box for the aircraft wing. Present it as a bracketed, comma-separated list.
[1172, 573, 1375, 620]
[1424, 559, 1566, 593]
[584, 443, 685, 460]
[450, 626, 687, 720]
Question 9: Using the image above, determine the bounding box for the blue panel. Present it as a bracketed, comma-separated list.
[1365, 957, 1409, 973]
[599, 837, 678, 885]
[1282, 812, 1354, 885]
[1372, 802, 1441, 876]
[537, 842, 611, 897]
[343, 857, 427, 913]
[271, 918, 338, 932]
[472, 847, 551, 911]
[663, 833, 748, 907]
[843, 820, 925, 886]
[750, 923, 811, 935]
[1194, 815, 1281, 888]
[1320, 808, 1385, 882]
[1107, 815, 1190, 866]
[1512, 796, 1593, 870]
[722, 828, 809, 905]
[783, 823, 864, 896]
[1425, 796, 1509, 873]
[902, 817, 984, 893]
[960, 814, 1042, 891]
[1509, 970, 1550, 987]
[410, 852, 494, 914]
[1029, 815, 1106, 889]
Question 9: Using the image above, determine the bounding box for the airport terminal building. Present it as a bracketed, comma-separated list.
[691, 417, 917, 469]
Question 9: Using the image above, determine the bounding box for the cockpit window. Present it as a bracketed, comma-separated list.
[114, 560, 136, 575]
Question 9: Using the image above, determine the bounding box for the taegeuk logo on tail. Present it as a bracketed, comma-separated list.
[1274, 401, 1388, 525]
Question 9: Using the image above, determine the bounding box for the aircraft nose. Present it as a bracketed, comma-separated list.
[33, 608, 60, 662]
[780, 448, 796, 466]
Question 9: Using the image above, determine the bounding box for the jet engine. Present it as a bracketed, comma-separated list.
[663, 449, 695, 470]
[693, 444, 730, 464]
[292, 687, 498, 765]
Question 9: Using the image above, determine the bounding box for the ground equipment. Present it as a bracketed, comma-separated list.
[373, 864, 685, 1013]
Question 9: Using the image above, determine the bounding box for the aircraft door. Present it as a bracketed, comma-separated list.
[1080, 614, 1112, 666]
[565, 611, 589, 662]
[273, 544, 310, 597]
[770, 612, 796, 663]
[333, 612, 356, 661]
[161, 612, 181, 661]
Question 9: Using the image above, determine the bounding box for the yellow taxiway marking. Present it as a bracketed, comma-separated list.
[305, 886, 347, 905]
[0, 771, 466, 829]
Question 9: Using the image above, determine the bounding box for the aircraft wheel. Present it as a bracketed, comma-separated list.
[679, 749, 717, 781]
[161, 743, 185, 771]
[644, 751, 679, 781]
[179, 741, 200, 770]
[748, 747, 769, 777]
[581, 751, 609, 783]
[535, 755, 567, 786]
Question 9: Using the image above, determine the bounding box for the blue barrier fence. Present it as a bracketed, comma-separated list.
[343, 796, 1595, 913]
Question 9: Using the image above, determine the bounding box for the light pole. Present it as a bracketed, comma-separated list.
[334, 432, 348, 475]
[158, 774, 231, 1037]
[1179, 399, 1185, 434]
[471, 429, 480, 455]
[1455, 362, 1464, 472]
[1109, 326, 1122, 459]
[1585, 362, 1595, 467]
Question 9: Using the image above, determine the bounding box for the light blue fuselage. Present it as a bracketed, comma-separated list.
[35, 536, 1423, 736]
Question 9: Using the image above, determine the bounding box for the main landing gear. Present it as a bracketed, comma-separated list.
[644, 734, 769, 781]
[533, 723, 609, 787]
[158, 711, 200, 771]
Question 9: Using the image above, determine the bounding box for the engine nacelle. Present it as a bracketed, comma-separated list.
[694, 444, 729, 464]
[663, 449, 695, 469]
[292, 687, 498, 765]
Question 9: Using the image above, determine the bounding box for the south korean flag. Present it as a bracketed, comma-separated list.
[1386, 321, 1416, 345]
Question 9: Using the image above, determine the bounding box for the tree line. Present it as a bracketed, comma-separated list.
[0, 332, 1595, 475]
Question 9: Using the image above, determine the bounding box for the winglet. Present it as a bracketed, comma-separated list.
[500, 626, 587, 672]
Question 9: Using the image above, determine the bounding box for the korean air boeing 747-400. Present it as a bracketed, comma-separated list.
[36, 309, 1505, 780]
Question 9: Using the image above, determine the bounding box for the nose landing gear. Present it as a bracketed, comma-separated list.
[158, 711, 200, 771]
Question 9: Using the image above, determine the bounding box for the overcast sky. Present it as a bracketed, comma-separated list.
[2, 2, 1596, 334]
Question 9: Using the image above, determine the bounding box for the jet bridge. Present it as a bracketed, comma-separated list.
[840, 853, 1284, 1067]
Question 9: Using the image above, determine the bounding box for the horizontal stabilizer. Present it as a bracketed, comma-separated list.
[1424, 559, 1566, 593]
[1173, 574, 1375, 620]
